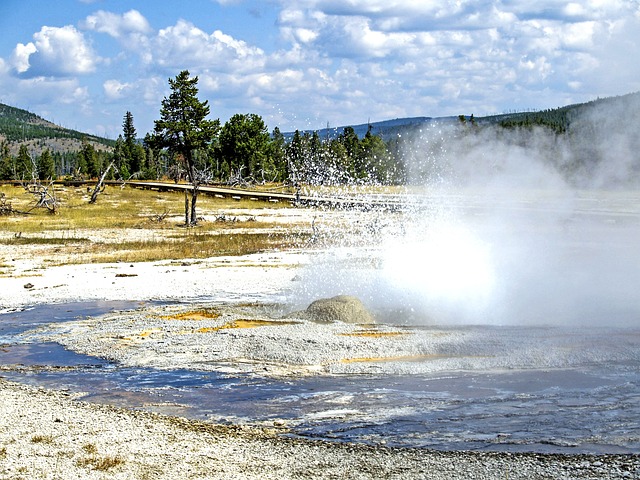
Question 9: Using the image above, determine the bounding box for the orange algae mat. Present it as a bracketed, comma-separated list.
[196, 319, 301, 333]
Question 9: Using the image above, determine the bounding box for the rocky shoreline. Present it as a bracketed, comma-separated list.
[1, 380, 638, 479]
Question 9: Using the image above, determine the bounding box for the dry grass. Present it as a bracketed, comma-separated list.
[0, 184, 313, 264]
[76, 454, 125, 471]
[30, 434, 55, 444]
[0, 236, 91, 246]
[70, 231, 309, 264]
[82, 443, 99, 455]
[0, 184, 288, 233]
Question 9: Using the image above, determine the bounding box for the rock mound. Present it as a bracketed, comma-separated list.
[303, 295, 374, 324]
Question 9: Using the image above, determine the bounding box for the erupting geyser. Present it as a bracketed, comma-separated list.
[293, 111, 640, 328]
[380, 220, 496, 322]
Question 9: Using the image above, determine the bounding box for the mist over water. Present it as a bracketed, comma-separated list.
[293, 102, 640, 327]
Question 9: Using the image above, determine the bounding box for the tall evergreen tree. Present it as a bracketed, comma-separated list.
[113, 136, 130, 178]
[37, 149, 55, 180]
[218, 113, 270, 182]
[16, 144, 32, 180]
[268, 127, 287, 182]
[337, 126, 361, 180]
[152, 70, 219, 225]
[286, 130, 305, 183]
[0, 142, 13, 180]
[79, 140, 99, 178]
[123, 111, 136, 145]
[361, 128, 392, 183]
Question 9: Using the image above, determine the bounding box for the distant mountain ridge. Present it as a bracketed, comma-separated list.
[0, 103, 114, 155]
[1, 91, 638, 154]
[307, 116, 437, 140]
[290, 91, 640, 139]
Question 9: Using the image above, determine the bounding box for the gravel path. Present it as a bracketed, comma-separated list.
[1, 380, 638, 479]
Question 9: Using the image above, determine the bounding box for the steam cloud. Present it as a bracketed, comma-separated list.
[292, 94, 640, 326]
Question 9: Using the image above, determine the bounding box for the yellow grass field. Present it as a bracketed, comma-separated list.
[0, 183, 312, 266]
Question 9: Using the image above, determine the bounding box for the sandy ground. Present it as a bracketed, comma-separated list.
[0, 250, 303, 312]
[2, 210, 640, 478]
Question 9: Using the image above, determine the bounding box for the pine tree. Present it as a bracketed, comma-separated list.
[152, 70, 219, 225]
[37, 149, 56, 180]
[122, 111, 143, 173]
[0, 142, 13, 180]
[123, 111, 136, 145]
[17, 145, 32, 180]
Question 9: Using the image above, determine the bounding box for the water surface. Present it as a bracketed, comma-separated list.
[2, 302, 639, 454]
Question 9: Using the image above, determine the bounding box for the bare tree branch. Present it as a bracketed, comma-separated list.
[89, 161, 115, 204]
[21, 178, 59, 214]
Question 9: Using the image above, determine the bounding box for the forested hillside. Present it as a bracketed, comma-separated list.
[1, 91, 638, 187]
[0, 103, 114, 149]
[480, 92, 640, 134]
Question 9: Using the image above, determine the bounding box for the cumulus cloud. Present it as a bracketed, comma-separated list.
[9, 76, 90, 108]
[103, 79, 132, 100]
[153, 19, 265, 72]
[102, 77, 165, 112]
[81, 10, 153, 64]
[82, 9, 152, 39]
[11, 25, 98, 78]
[270, 0, 640, 122]
[3, 0, 638, 136]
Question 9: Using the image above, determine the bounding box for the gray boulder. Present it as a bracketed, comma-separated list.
[303, 295, 374, 324]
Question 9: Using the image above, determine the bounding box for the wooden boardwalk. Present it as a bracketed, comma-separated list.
[1, 179, 407, 210]
[125, 181, 405, 210]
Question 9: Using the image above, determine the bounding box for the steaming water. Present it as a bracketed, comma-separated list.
[2, 301, 640, 454]
[292, 188, 640, 327]
[2, 189, 640, 453]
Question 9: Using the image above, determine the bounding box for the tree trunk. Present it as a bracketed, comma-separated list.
[184, 189, 190, 225]
[190, 186, 198, 226]
[89, 162, 114, 204]
[185, 152, 199, 226]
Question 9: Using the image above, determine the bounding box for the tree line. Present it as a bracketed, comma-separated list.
[0, 71, 407, 188]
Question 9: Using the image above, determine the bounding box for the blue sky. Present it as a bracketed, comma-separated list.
[1, 0, 639, 138]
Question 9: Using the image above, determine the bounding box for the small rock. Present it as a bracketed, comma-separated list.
[303, 295, 374, 324]
[23, 283, 34, 289]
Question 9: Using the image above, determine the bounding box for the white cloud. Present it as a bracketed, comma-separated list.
[153, 19, 265, 72]
[11, 25, 98, 77]
[4, 0, 638, 136]
[249, 69, 306, 95]
[82, 9, 152, 39]
[103, 79, 132, 100]
[81, 10, 153, 64]
[560, 21, 598, 49]
[12, 43, 37, 74]
[5, 76, 90, 109]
